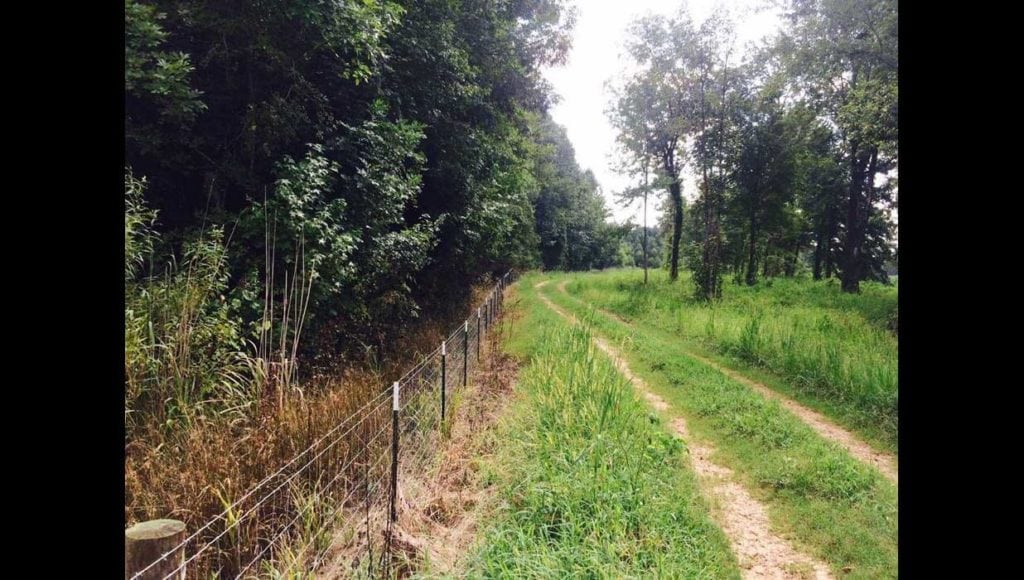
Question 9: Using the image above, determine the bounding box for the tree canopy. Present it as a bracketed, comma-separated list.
[125, 0, 619, 361]
[610, 1, 897, 298]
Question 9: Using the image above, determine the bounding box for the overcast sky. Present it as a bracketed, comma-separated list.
[540, 0, 783, 225]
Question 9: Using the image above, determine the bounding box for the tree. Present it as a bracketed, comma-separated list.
[784, 104, 847, 280]
[614, 158, 654, 283]
[530, 115, 620, 271]
[611, 12, 696, 282]
[687, 11, 739, 300]
[727, 73, 798, 285]
[778, 0, 898, 292]
[607, 1, 897, 296]
[621, 224, 664, 270]
[125, 0, 588, 359]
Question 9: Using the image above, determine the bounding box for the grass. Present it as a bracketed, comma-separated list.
[457, 274, 739, 578]
[537, 274, 898, 578]
[561, 268, 898, 451]
[125, 281, 503, 578]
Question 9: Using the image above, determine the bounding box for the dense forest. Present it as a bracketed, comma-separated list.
[125, 0, 628, 426]
[610, 0, 897, 299]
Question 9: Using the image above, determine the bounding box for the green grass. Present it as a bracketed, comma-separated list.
[561, 268, 898, 451]
[453, 274, 739, 578]
[538, 274, 898, 578]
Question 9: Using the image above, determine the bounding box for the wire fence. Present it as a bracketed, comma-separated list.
[128, 270, 519, 579]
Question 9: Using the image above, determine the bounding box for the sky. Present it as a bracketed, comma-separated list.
[540, 0, 784, 225]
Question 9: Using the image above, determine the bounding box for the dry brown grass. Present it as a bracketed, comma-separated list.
[125, 280, 512, 576]
[317, 302, 522, 578]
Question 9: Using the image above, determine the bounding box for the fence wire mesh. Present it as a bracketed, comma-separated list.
[129, 270, 518, 579]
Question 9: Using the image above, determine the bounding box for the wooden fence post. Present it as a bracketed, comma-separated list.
[125, 519, 186, 579]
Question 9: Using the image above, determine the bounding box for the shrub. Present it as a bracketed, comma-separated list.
[125, 171, 253, 432]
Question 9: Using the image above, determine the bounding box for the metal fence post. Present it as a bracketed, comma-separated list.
[440, 341, 446, 422]
[462, 320, 469, 387]
[389, 381, 400, 523]
[477, 308, 482, 361]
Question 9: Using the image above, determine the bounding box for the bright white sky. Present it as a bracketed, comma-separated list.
[541, 0, 783, 225]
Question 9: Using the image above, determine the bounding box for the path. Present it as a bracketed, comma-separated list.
[534, 279, 832, 579]
[552, 279, 898, 484]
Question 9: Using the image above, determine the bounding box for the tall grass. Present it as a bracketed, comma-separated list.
[565, 269, 898, 448]
[126, 172, 257, 433]
[538, 280, 898, 578]
[125, 172, 497, 574]
[125, 170, 323, 434]
[465, 286, 737, 577]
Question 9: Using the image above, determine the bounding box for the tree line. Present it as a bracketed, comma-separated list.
[610, 0, 897, 298]
[125, 0, 621, 372]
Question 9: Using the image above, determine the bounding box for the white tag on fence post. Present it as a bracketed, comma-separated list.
[393, 381, 400, 411]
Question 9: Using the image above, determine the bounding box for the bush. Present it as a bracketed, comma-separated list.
[125, 171, 254, 432]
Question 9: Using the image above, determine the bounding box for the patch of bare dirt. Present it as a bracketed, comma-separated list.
[537, 284, 832, 580]
[670, 417, 831, 579]
[690, 354, 897, 484]
[535, 285, 571, 319]
[594, 336, 669, 411]
[402, 344, 520, 576]
[551, 279, 898, 484]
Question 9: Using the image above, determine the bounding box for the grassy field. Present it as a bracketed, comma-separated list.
[449, 278, 740, 578]
[535, 272, 898, 578]
[561, 268, 898, 451]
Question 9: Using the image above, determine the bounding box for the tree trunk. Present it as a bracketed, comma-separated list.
[841, 140, 869, 293]
[669, 179, 683, 281]
[700, 181, 712, 294]
[714, 57, 728, 298]
[746, 203, 758, 285]
[813, 229, 824, 280]
[824, 208, 836, 279]
[786, 238, 801, 277]
[865, 147, 879, 211]
[643, 184, 649, 285]
[762, 239, 771, 278]
[708, 208, 721, 297]
[711, 196, 722, 298]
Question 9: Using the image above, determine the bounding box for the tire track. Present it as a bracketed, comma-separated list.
[534, 280, 832, 579]
[553, 279, 898, 484]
